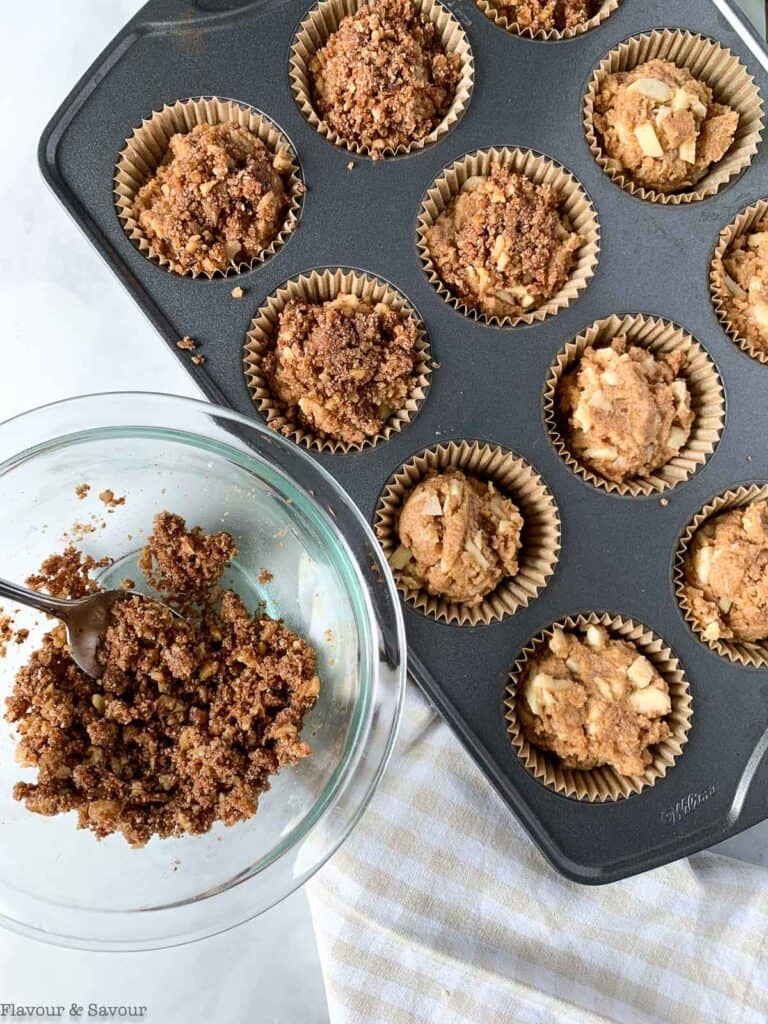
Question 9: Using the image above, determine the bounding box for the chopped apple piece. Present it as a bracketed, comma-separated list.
[629, 686, 671, 717]
[694, 542, 713, 585]
[627, 655, 654, 689]
[670, 379, 689, 403]
[389, 545, 413, 570]
[667, 426, 688, 451]
[634, 123, 664, 158]
[627, 77, 673, 102]
[723, 271, 747, 300]
[421, 493, 443, 516]
[548, 629, 569, 657]
[586, 625, 604, 649]
[679, 138, 697, 164]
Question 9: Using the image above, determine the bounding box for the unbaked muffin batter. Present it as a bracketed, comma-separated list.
[519, 624, 672, 776]
[264, 294, 420, 446]
[133, 122, 294, 274]
[594, 59, 738, 193]
[682, 499, 768, 644]
[392, 469, 523, 605]
[558, 336, 693, 482]
[424, 164, 581, 319]
[308, 0, 460, 155]
[716, 215, 768, 354]
[487, 0, 601, 32]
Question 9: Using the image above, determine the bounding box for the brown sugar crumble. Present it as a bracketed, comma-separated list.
[557, 336, 693, 483]
[99, 489, 126, 509]
[258, 568, 274, 585]
[715, 215, 768, 354]
[424, 164, 582, 319]
[309, 0, 461, 155]
[519, 624, 672, 776]
[487, 0, 601, 32]
[5, 512, 320, 847]
[191, 354, 206, 366]
[75, 484, 90, 500]
[594, 59, 738, 194]
[682, 499, 768, 644]
[391, 469, 523, 606]
[264, 293, 421, 445]
[177, 336, 197, 351]
[133, 122, 294, 275]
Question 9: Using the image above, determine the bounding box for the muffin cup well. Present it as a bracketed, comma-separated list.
[584, 30, 764, 204]
[374, 440, 561, 626]
[675, 484, 768, 667]
[474, 0, 620, 42]
[506, 612, 692, 801]
[289, 0, 474, 158]
[243, 268, 432, 453]
[544, 314, 725, 496]
[416, 147, 600, 327]
[114, 97, 303, 278]
[710, 199, 768, 365]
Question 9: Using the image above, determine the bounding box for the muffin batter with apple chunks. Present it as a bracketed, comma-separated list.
[682, 499, 768, 644]
[424, 164, 581, 319]
[558, 336, 693, 483]
[487, 0, 602, 32]
[5, 512, 320, 846]
[308, 0, 461, 155]
[716, 216, 768, 354]
[133, 122, 294, 274]
[264, 294, 420, 446]
[391, 469, 523, 605]
[594, 59, 738, 193]
[518, 624, 672, 776]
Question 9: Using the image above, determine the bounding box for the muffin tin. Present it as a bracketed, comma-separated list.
[39, 0, 768, 882]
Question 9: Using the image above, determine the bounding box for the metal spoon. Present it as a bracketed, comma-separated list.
[0, 579, 175, 679]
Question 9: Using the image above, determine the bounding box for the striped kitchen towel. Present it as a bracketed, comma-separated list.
[307, 686, 768, 1024]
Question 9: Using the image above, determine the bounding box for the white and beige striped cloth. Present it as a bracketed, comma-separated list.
[308, 687, 768, 1024]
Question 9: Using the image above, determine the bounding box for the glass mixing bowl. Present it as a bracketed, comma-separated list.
[0, 393, 405, 950]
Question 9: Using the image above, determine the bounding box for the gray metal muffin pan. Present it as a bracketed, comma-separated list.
[39, 0, 768, 882]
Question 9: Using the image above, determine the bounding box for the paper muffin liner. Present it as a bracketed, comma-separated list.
[506, 612, 692, 801]
[675, 484, 768, 667]
[114, 97, 304, 278]
[289, 0, 474, 158]
[243, 268, 432, 453]
[373, 440, 561, 626]
[416, 147, 600, 327]
[584, 30, 764, 204]
[474, 0, 620, 42]
[544, 313, 725, 496]
[710, 199, 768, 365]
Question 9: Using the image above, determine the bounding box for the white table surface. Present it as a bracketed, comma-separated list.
[0, 2, 766, 1021]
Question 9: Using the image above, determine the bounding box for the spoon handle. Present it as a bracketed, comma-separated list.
[0, 577, 75, 622]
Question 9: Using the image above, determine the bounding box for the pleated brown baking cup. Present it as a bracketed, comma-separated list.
[584, 31, 764, 204]
[114, 97, 303, 278]
[506, 612, 692, 801]
[373, 440, 561, 626]
[243, 268, 432, 453]
[544, 313, 724, 496]
[474, 0, 620, 42]
[710, 199, 768, 365]
[289, 0, 474, 158]
[416, 147, 600, 327]
[674, 484, 768, 667]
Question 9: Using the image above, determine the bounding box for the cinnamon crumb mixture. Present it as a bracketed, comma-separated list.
[558, 336, 693, 483]
[519, 624, 672, 776]
[133, 122, 294, 274]
[264, 293, 420, 445]
[424, 164, 582, 319]
[99, 489, 126, 509]
[488, 0, 601, 32]
[309, 0, 461, 155]
[5, 512, 320, 846]
[391, 469, 523, 605]
[0, 614, 12, 658]
[75, 484, 90, 500]
[176, 336, 197, 351]
[594, 59, 738, 194]
[716, 215, 768, 354]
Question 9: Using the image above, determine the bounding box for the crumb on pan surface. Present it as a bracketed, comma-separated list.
[263, 292, 420, 445]
[682, 499, 768, 644]
[308, 0, 461, 155]
[593, 59, 738, 194]
[4, 512, 320, 847]
[518, 624, 672, 777]
[424, 164, 581, 319]
[716, 216, 768, 355]
[391, 468, 523, 605]
[486, 0, 602, 32]
[132, 122, 294, 274]
[557, 335, 693, 483]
